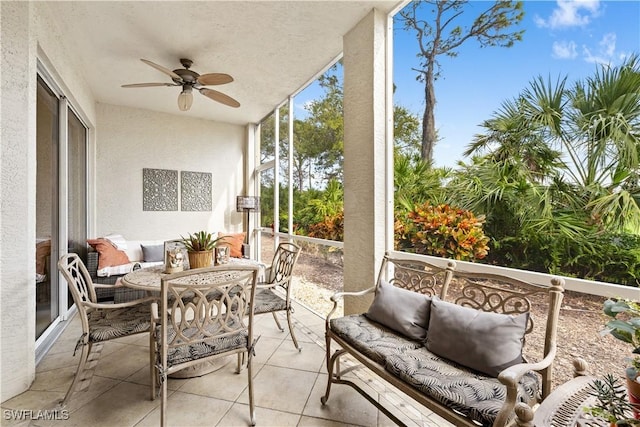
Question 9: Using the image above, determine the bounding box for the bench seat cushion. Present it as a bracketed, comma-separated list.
[384, 347, 539, 426]
[330, 314, 423, 364]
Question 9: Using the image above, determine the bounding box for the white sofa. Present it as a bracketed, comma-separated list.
[86, 235, 165, 302]
[95, 239, 165, 277]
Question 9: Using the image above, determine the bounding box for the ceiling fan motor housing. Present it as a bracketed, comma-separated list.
[173, 69, 199, 85]
[172, 58, 199, 84]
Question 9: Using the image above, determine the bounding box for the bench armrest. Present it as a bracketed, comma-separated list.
[498, 347, 557, 385]
[494, 344, 557, 426]
[325, 286, 376, 327]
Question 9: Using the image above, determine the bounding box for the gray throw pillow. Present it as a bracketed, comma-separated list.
[365, 280, 431, 340]
[426, 297, 528, 377]
[141, 244, 164, 262]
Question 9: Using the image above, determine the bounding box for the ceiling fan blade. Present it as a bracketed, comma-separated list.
[197, 73, 234, 86]
[121, 83, 177, 88]
[199, 88, 240, 108]
[140, 59, 182, 81]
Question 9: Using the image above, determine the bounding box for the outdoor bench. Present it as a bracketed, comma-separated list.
[322, 253, 565, 427]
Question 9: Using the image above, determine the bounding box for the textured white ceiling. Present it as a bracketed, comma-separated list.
[45, 1, 400, 125]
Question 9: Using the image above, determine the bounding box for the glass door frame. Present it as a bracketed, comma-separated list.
[35, 60, 90, 351]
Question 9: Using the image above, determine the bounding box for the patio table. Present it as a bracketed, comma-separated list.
[121, 258, 264, 291]
[122, 259, 264, 378]
[532, 375, 609, 427]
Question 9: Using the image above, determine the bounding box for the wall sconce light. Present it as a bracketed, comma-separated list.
[236, 196, 260, 249]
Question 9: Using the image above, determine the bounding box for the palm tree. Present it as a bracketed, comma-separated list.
[464, 55, 640, 236]
[394, 153, 450, 213]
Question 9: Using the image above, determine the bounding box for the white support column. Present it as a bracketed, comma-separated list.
[342, 9, 388, 314]
[273, 109, 280, 248]
[288, 97, 294, 236]
[245, 123, 258, 258]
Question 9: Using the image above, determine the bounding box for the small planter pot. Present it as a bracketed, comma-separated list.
[627, 378, 640, 420]
[188, 250, 214, 269]
[627, 376, 640, 420]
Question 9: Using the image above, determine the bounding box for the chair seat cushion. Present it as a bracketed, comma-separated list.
[329, 314, 423, 364]
[384, 347, 539, 426]
[253, 288, 287, 314]
[159, 318, 249, 368]
[88, 304, 151, 342]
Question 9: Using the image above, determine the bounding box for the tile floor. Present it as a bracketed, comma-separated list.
[2, 302, 451, 427]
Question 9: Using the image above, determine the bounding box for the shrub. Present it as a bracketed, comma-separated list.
[308, 211, 344, 242]
[488, 231, 640, 286]
[395, 203, 490, 261]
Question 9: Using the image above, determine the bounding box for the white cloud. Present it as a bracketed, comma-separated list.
[294, 100, 314, 113]
[599, 33, 616, 57]
[582, 32, 617, 65]
[552, 40, 578, 59]
[535, 0, 601, 29]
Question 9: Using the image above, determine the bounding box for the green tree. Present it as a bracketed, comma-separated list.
[297, 71, 345, 190]
[394, 154, 450, 213]
[398, 0, 525, 162]
[298, 179, 344, 225]
[394, 104, 422, 157]
[467, 55, 640, 235]
[451, 55, 640, 284]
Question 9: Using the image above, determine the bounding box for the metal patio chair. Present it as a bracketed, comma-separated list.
[150, 265, 260, 427]
[253, 242, 303, 351]
[57, 253, 156, 407]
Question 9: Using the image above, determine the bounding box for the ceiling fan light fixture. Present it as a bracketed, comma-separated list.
[178, 87, 193, 111]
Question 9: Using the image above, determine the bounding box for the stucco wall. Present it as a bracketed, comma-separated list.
[95, 103, 246, 240]
[0, 0, 98, 402]
[1, 1, 38, 401]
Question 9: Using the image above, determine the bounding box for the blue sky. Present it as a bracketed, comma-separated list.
[295, 0, 640, 169]
[392, 0, 640, 167]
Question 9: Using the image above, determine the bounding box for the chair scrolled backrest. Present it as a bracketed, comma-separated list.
[265, 242, 301, 287]
[58, 253, 98, 306]
[159, 265, 260, 352]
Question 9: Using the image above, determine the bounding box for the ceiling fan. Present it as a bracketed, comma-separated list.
[121, 58, 240, 111]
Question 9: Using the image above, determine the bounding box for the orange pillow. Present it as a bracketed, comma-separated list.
[217, 232, 246, 258]
[87, 238, 130, 270]
[36, 240, 51, 275]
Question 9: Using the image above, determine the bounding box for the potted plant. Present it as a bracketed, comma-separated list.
[584, 374, 639, 426]
[602, 298, 640, 419]
[181, 231, 227, 269]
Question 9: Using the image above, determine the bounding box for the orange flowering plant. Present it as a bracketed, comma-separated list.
[395, 203, 490, 261]
[308, 211, 344, 242]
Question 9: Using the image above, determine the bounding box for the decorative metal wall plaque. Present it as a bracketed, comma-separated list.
[143, 168, 178, 211]
[181, 171, 212, 211]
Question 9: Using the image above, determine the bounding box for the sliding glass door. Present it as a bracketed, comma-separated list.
[68, 108, 88, 262]
[36, 76, 60, 339]
[36, 72, 89, 341]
